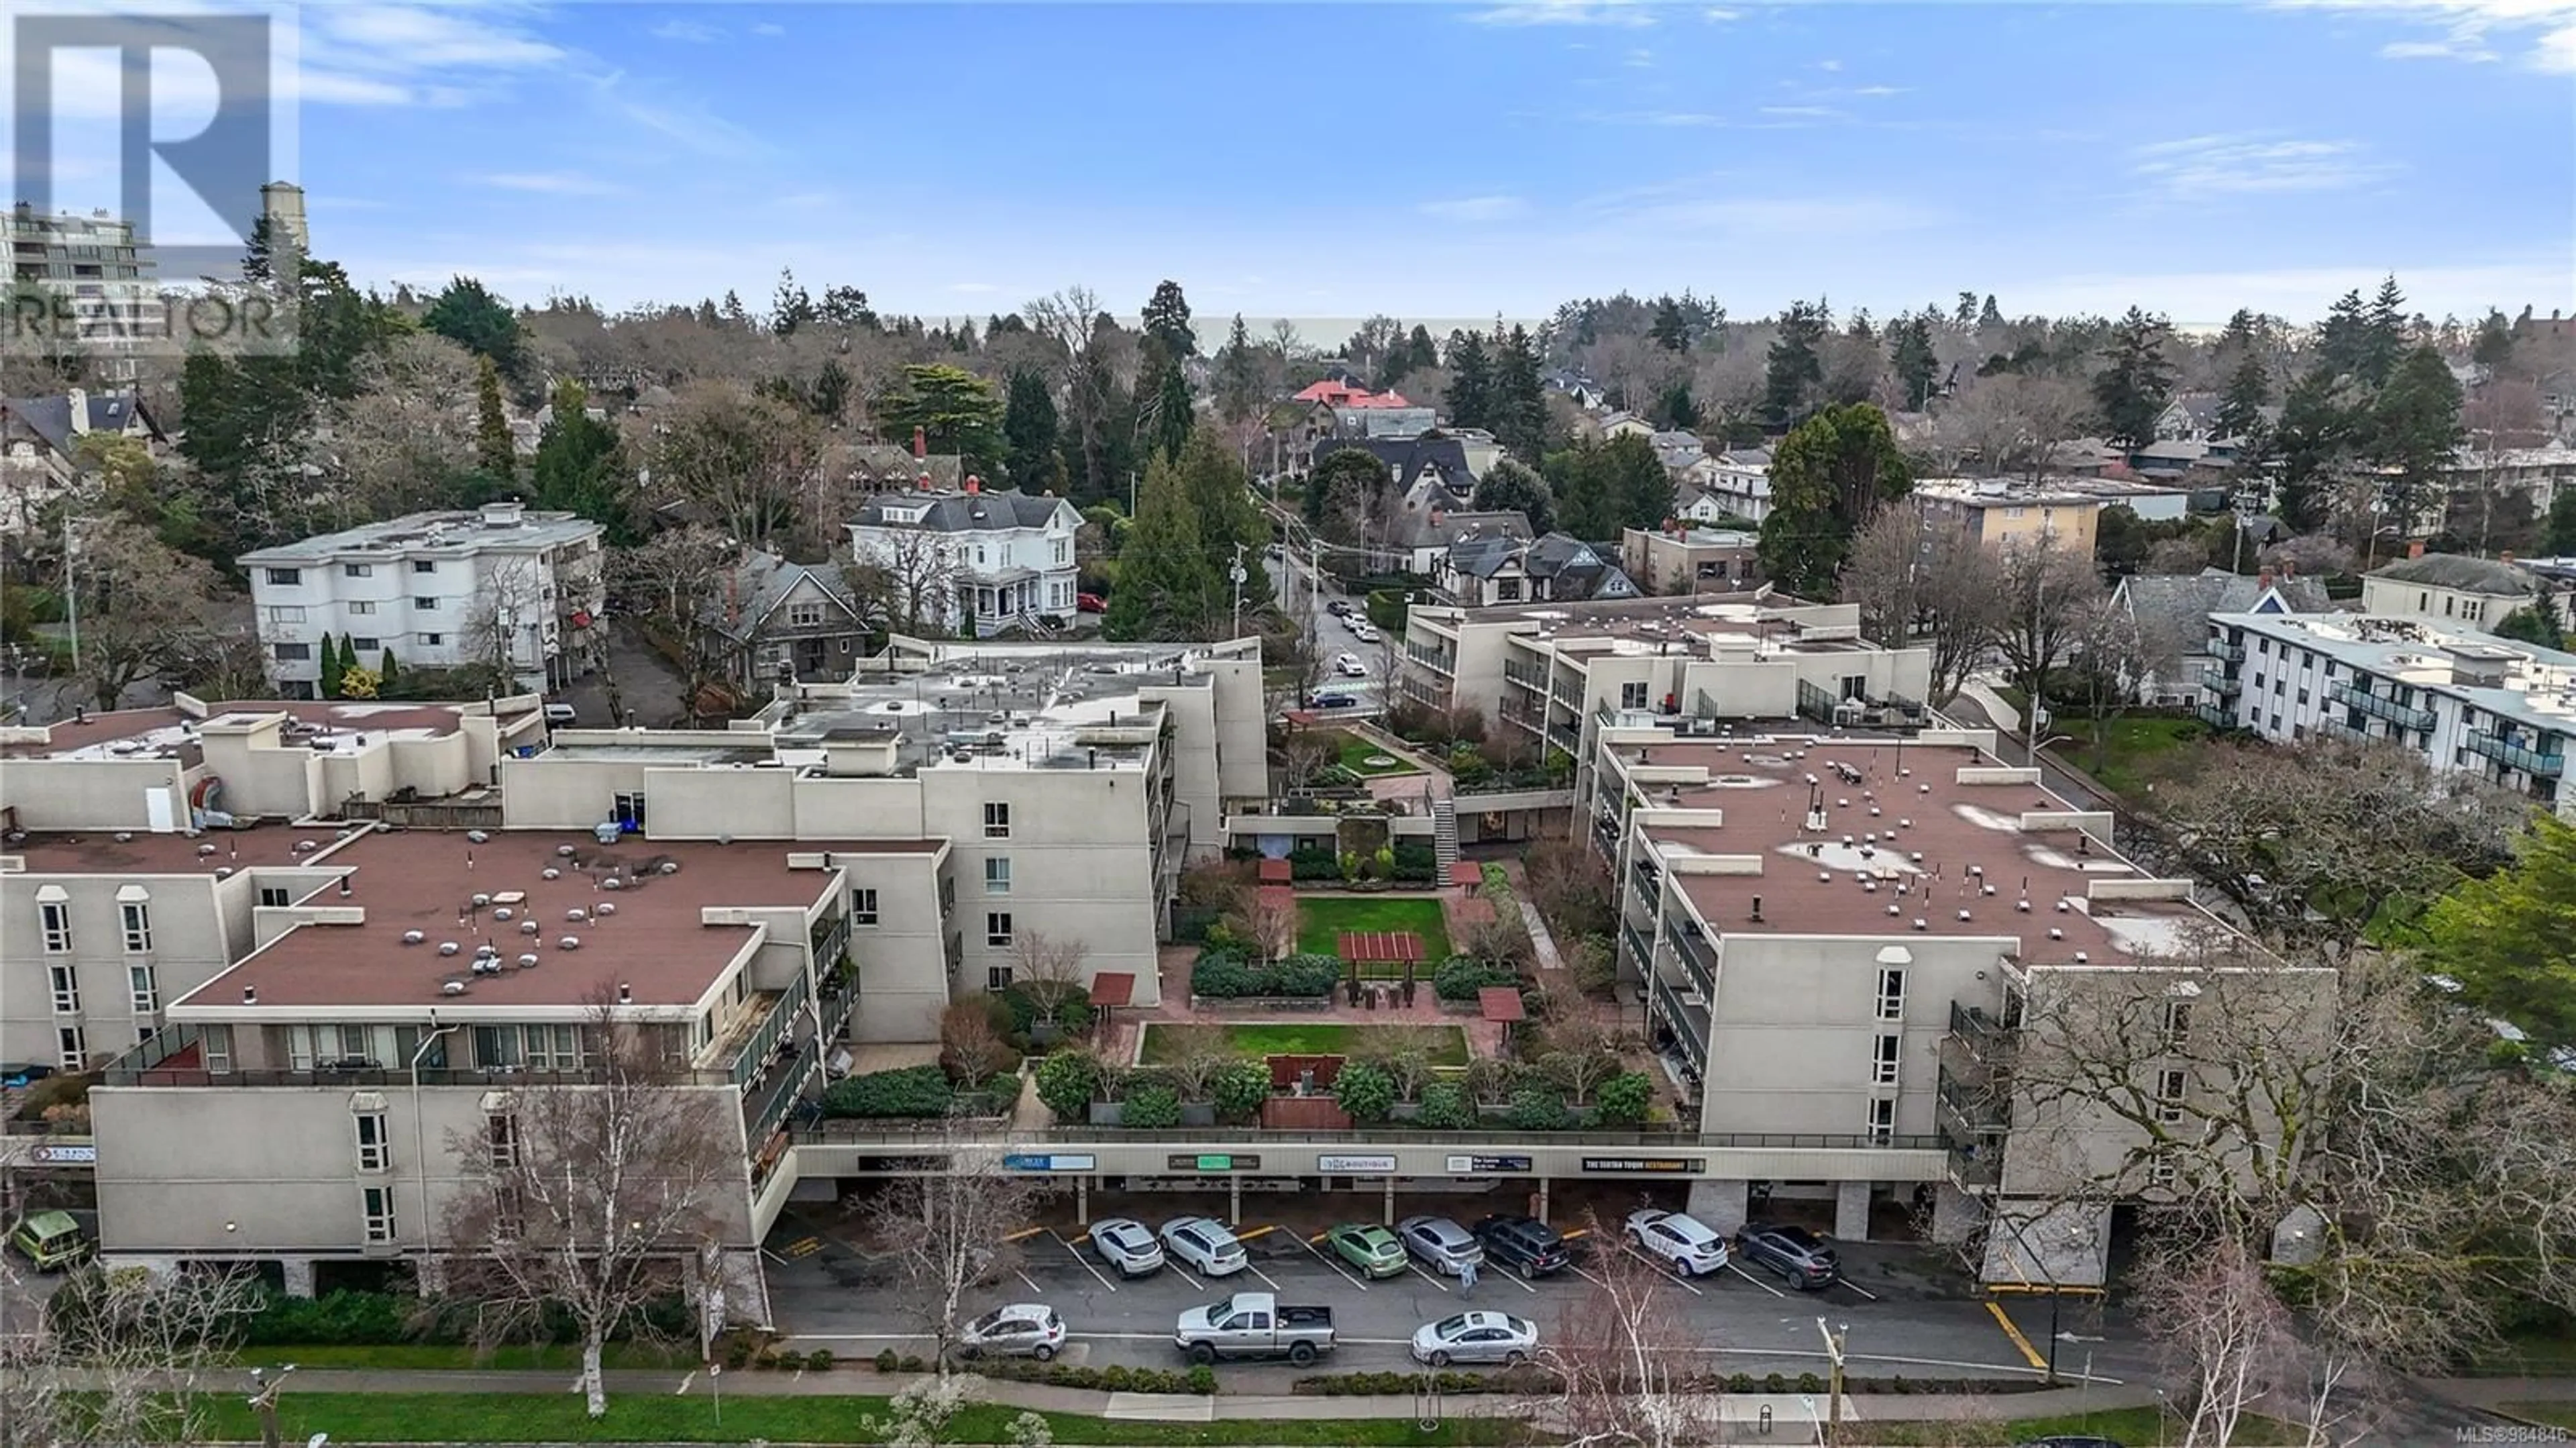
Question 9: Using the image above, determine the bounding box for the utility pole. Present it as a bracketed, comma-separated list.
[62, 514, 80, 673]
[1816, 1318, 1848, 1446]
[1228, 542, 1248, 639]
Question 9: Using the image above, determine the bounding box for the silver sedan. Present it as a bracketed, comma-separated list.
[1411, 1310, 1538, 1367]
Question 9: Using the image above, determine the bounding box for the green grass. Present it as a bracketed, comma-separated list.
[1323, 730, 1421, 778]
[1297, 896, 1452, 962]
[2504, 1404, 2576, 1431]
[2049, 715, 2206, 796]
[2489, 1329, 2576, 1375]
[1140, 1021, 1470, 1067]
[197, 1392, 1528, 1445]
[1870, 1406, 2299, 1445]
[225, 1342, 688, 1370]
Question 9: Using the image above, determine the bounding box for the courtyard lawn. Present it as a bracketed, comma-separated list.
[1141, 1021, 1470, 1067]
[1872, 1407, 2299, 1445]
[2049, 715, 2205, 797]
[2504, 1404, 2576, 1431]
[1297, 894, 1453, 964]
[1324, 730, 1421, 778]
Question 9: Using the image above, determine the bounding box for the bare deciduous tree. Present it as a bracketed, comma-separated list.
[648, 381, 818, 548]
[1839, 506, 2004, 705]
[309, 331, 483, 525]
[64, 515, 231, 713]
[847, 528, 961, 639]
[1534, 1010, 1633, 1106]
[939, 998, 1016, 1085]
[0, 1257, 264, 1448]
[2132, 1234, 2373, 1448]
[1529, 1208, 1723, 1448]
[1008, 930, 1090, 1023]
[441, 1002, 744, 1417]
[861, 1138, 1040, 1373]
[1350, 1023, 1449, 1103]
[1234, 888, 1299, 965]
[1992, 536, 2106, 733]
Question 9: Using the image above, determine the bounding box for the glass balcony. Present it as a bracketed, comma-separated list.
[1547, 721, 1580, 756]
[1667, 924, 1719, 993]
[1619, 921, 1656, 976]
[2465, 732, 2566, 777]
[2196, 702, 2235, 731]
[2199, 665, 2241, 696]
[1650, 972, 1711, 1066]
[2327, 683, 2433, 732]
[2207, 637, 2245, 664]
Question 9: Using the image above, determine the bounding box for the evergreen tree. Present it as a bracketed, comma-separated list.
[720, 291, 749, 328]
[2547, 488, 2576, 556]
[1141, 280, 1196, 359]
[475, 354, 516, 482]
[2360, 275, 2408, 386]
[1147, 362, 1195, 466]
[1762, 301, 1829, 427]
[811, 360, 853, 423]
[1404, 324, 1438, 378]
[1216, 315, 1263, 423]
[2216, 346, 2272, 442]
[1175, 427, 1272, 609]
[337, 633, 358, 696]
[2472, 311, 2517, 372]
[1652, 381, 1701, 431]
[2271, 364, 2359, 533]
[2420, 811, 2576, 1046]
[1445, 331, 1494, 431]
[2316, 289, 2371, 378]
[1650, 295, 1691, 352]
[1492, 325, 1549, 462]
[879, 364, 1006, 478]
[2491, 587, 2567, 652]
[2216, 307, 2261, 356]
[423, 276, 522, 372]
[530, 380, 628, 538]
[1955, 292, 1978, 326]
[1002, 368, 1063, 491]
[1103, 454, 1219, 641]
[317, 635, 343, 699]
[378, 648, 400, 688]
[2367, 343, 2466, 532]
[1888, 315, 1939, 410]
[1978, 295, 2002, 328]
[2091, 306, 2177, 448]
[1472, 458, 1555, 535]
[771, 268, 815, 337]
[1756, 403, 1913, 596]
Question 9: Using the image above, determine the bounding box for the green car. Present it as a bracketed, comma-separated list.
[1325, 1223, 1407, 1279]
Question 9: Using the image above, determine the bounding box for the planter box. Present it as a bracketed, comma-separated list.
[1436, 998, 1484, 1015]
[1181, 1103, 1217, 1127]
[1191, 994, 1335, 1013]
[1087, 1102, 1124, 1127]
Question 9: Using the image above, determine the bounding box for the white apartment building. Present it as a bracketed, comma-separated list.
[848, 485, 1083, 637]
[5, 205, 154, 383]
[1587, 723, 2314, 1286]
[2359, 552, 2565, 635]
[2198, 611, 2575, 821]
[241, 502, 605, 697]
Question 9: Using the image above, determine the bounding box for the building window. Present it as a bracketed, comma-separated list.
[360, 1186, 397, 1243]
[57, 1027, 87, 1073]
[983, 802, 1011, 839]
[40, 900, 71, 952]
[1872, 1033, 1901, 1086]
[613, 792, 647, 828]
[2155, 1068, 2188, 1124]
[266, 605, 306, 625]
[987, 963, 1015, 991]
[129, 962, 158, 1014]
[202, 1024, 233, 1074]
[787, 601, 826, 628]
[120, 900, 151, 953]
[419, 632, 443, 646]
[260, 886, 292, 908]
[413, 560, 437, 574]
[266, 567, 302, 586]
[523, 1024, 584, 1072]
[413, 596, 439, 610]
[48, 964, 80, 1014]
[1875, 968, 1905, 1021]
[344, 562, 373, 578]
[986, 911, 1014, 948]
[1865, 1096, 1895, 1145]
[349, 600, 376, 616]
[1495, 578, 1523, 602]
[352, 636, 379, 653]
[274, 641, 312, 661]
[2162, 999, 2193, 1053]
[1619, 681, 1649, 709]
[852, 888, 879, 926]
[354, 1110, 390, 1172]
[985, 857, 1012, 894]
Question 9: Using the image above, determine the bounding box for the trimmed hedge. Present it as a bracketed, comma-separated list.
[222, 1287, 690, 1347]
[1122, 1083, 1183, 1130]
[1390, 841, 1438, 883]
[1191, 948, 1340, 998]
[1287, 846, 1340, 881]
[819, 1065, 953, 1119]
[1419, 1080, 1477, 1131]
[1433, 956, 1522, 1002]
[970, 1359, 1216, 1394]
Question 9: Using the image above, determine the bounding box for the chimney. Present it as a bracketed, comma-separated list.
[2259, 569, 2274, 592]
[913, 426, 926, 460]
[2280, 560, 2296, 578]
[965, 475, 981, 495]
[2408, 539, 2426, 560]
[65, 386, 89, 433]
[2502, 550, 2515, 565]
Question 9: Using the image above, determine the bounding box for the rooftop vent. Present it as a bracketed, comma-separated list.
[438, 941, 460, 956]
[517, 953, 539, 968]
[595, 901, 616, 917]
[441, 980, 466, 996]
[559, 936, 581, 950]
[402, 930, 425, 945]
[467, 830, 490, 844]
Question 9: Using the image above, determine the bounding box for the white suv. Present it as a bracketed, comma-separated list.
[1625, 1208, 1731, 1276]
[1160, 1216, 1249, 1277]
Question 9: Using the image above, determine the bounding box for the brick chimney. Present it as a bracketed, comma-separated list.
[2259, 568, 2275, 592]
[2408, 539, 2427, 560]
[965, 474, 981, 495]
[2502, 550, 2515, 565]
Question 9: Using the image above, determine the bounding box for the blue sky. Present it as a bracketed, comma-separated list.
[21, 1, 2576, 332]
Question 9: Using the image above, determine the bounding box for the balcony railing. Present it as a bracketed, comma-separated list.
[810, 911, 854, 973]
[101, 1025, 735, 1088]
[723, 972, 810, 1089]
[2465, 731, 2566, 777]
[1935, 1073, 2008, 1139]
[2328, 683, 2434, 733]
[1941, 1125, 2002, 1188]
[2196, 702, 2235, 731]
[794, 1119, 1944, 1151]
[1548, 722, 1580, 756]
[1619, 921, 1656, 975]
[2198, 666, 2241, 697]
[2207, 638, 2246, 664]
[1668, 924, 1719, 992]
[1650, 972, 1711, 1064]
[1503, 659, 1549, 690]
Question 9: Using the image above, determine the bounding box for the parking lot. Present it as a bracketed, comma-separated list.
[765, 1191, 2133, 1384]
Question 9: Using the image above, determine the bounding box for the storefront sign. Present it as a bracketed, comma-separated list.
[1167, 1153, 1262, 1172]
[1580, 1156, 1706, 1174]
[1003, 1153, 1096, 1172]
[28, 1143, 97, 1164]
[1317, 1154, 1397, 1174]
[1446, 1154, 1534, 1174]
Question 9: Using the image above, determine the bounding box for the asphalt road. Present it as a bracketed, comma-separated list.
[766, 1207, 2150, 1388]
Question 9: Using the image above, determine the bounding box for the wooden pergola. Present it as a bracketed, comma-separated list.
[1089, 970, 1136, 1038]
[1336, 931, 1426, 967]
[1258, 858, 1293, 886]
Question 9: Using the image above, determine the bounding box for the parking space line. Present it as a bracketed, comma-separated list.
[1001, 1226, 1049, 1243]
[1728, 1262, 1788, 1298]
[1234, 1225, 1277, 1241]
[1054, 1232, 1117, 1292]
[1496, 1264, 1541, 1294]
[1617, 1246, 1705, 1295]
[1169, 1261, 1208, 1292]
[1013, 1268, 1045, 1295]
[1984, 1300, 2048, 1371]
[1409, 1261, 1453, 1293]
[1245, 1261, 1283, 1292]
[1834, 1278, 1881, 1302]
[1299, 1236, 1371, 1290]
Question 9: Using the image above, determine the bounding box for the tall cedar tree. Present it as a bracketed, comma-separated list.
[2473, 311, 2516, 370]
[1493, 325, 1549, 462]
[1472, 458, 1555, 535]
[1216, 315, 1263, 423]
[2271, 365, 2360, 532]
[2092, 307, 2178, 449]
[1175, 427, 1273, 609]
[2367, 344, 2466, 531]
[2359, 275, 2408, 386]
[530, 380, 629, 540]
[2216, 346, 2273, 443]
[2421, 811, 2576, 1047]
[1889, 315, 1939, 410]
[423, 276, 522, 372]
[1446, 332, 1495, 432]
[1547, 435, 1676, 541]
[1756, 403, 1913, 597]
[1147, 362, 1194, 466]
[1001, 368, 1063, 490]
[1650, 295, 1691, 352]
[2547, 488, 2576, 556]
[771, 267, 815, 337]
[1762, 301, 1828, 426]
[474, 354, 515, 482]
[879, 365, 1006, 478]
[1104, 454, 1219, 641]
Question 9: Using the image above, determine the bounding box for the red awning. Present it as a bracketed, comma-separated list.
[1479, 986, 1527, 1023]
[1336, 931, 1426, 964]
[1258, 858, 1293, 884]
[1089, 972, 1136, 1008]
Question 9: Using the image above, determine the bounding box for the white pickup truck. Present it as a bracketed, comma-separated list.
[1173, 1290, 1336, 1365]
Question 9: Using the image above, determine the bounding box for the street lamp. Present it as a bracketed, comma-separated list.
[2029, 732, 2074, 768]
[246, 1363, 297, 1448]
[1816, 1317, 1849, 1445]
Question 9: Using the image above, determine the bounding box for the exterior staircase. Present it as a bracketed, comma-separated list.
[1432, 797, 1460, 880]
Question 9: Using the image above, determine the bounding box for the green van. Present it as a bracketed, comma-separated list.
[8, 1210, 89, 1270]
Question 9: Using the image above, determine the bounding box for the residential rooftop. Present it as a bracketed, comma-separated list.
[1415, 590, 1878, 657]
[3, 825, 363, 876]
[170, 829, 855, 1015]
[1914, 475, 2198, 507]
[1617, 734, 2218, 963]
[0, 699, 519, 762]
[237, 503, 599, 564]
[2213, 612, 2576, 732]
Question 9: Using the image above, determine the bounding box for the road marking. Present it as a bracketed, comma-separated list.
[1834, 1278, 1881, 1302]
[1014, 1268, 1045, 1295]
[1985, 1300, 2049, 1371]
[1169, 1259, 1208, 1291]
[1245, 1261, 1283, 1292]
[1408, 1261, 1453, 1293]
[674, 1371, 696, 1396]
[1233, 1225, 1277, 1241]
[1496, 1263, 1541, 1294]
[1617, 1245, 1705, 1295]
[1001, 1226, 1049, 1243]
[1055, 1232, 1118, 1292]
[1728, 1261, 1789, 1298]
[1299, 1236, 1371, 1290]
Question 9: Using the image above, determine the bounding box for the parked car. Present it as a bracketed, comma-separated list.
[956, 1302, 1066, 1361]
[1335, 654, 1367, 678]
[542, 702, 578, 725]
[1735, 1222, 1840, 1290]
[1348, 621, 1379, 642]
[1411, 1310, 1538, 1367]
[1160, 1216, 1249, 1277]
[1077, 592, 1106, 613]
[7, 1210, 89, 1271]
[1088, 1217, 1165, 1278]
[1472, 1214, 1571, 1278]
[1327, 599, 1352, 617]
[1625, 1208, 1731, 1276]
[1324, 1223, 1407, 1279]
[1174, 1290, 1336, 1365]
[1397, 1215, 1485, 1276]
[1306, 691, 1360, 711]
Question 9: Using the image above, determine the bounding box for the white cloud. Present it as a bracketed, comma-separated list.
[649, 19, 723, 43]
[1849, 84, 1908, 97]
[586, 72, 767, 159]
[1703, 7, 1743, 19]
[2381, 35, 2501, 56]
[1815, 57, 1843, 70]
[751, 21, 786, 37]
[1419, 195, 1532, 222]
[1759, 104, 1842, 118]
[2274, 0, 2576, 72]
[2131, 134, 2400, 197]
[474, 172, 621, 196]
[1464, 0, 1656, 27]
[1624, 46, 1656, 66]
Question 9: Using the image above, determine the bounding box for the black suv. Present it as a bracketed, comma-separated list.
[1471, 1214, 1572, 1278]
[1734, 1223, 1840, 1290]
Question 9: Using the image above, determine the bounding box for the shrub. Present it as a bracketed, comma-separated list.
[1462, 1057, 1521, 1104]
[874, 1347, 899, 1372]
[1122, 1083, 1183, 1130]
[1099, 1364, 1133, 1392]
[1434, 956, 1521, 1002]
[900, 1355, 926, 1374]
[754, 1349, 783, 1370]
[1055, 999, 1095, 1034]
[1274, 953, 1343, 996]
[1212, 1059, 1271, 1119]
[1764, 1372, 1788, 1393]
[818, 1065, 954, 1119]
[1796, 1371, 1824, 1394]
[724, 1339, 753, 1369]
[1192, 950, 1338, 999]
[1506, 1087, 1570, 1131]
[1189, 950, 1257, 998]
[806, 1347, 833, 1372]
[1185, 1365, 1218, 1396]
[1419, 1080, 1477, 1130]
[1592, 1071, 1653, 1127]
[1287, 845, 1340, 880]
[1391, 841, 1438, 882]
[1034, 1049, 1103, 1122]
[1332, 1060, 1397, 1123]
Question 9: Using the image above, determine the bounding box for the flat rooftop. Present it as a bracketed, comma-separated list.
[1434, 592, 1874, 658]
[767, 644, 1228, 774]
[5, 825, 362, 876]
[238, 505, 599, 563]
[0, 699, 514, 762]
[2216, 612, 2576, 730]
[176, 829, 851, 1013]
[1622, 736, 2218, 964]
[1916, 475, 2196, 506]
